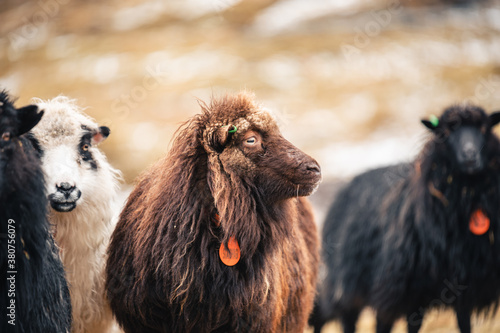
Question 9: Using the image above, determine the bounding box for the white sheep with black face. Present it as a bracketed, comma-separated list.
[31, 96, 122, 333]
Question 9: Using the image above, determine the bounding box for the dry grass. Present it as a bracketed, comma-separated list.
[307, 308, 500, 333]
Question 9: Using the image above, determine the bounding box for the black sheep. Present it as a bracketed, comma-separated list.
[312, 104, 500, 333]
[0, 91, 72, 332]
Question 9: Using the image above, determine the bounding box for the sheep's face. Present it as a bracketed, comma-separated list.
[38, 126, 110, 213]
[30, 101, 113, 214]
[0, 101, 42, 152]
[422, 106, 500, 175]
[208, 112, 322, 202]
[448, 126, 486, 174]
[241, 129, 321, 200]
[0, 95, 43, 191]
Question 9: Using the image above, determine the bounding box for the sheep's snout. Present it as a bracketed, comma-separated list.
[450, 126, 485, 175]
[296, 157, 322, 194]
[302, 161, 321, 178]
[274, 138, 322, 194]
[460, 142, 483, 170]
[49, 181, 82, 212]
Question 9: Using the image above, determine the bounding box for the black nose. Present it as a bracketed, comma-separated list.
[57, 182, 75, 196]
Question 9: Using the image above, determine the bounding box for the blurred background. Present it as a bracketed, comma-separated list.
[1, 0, 500, 331]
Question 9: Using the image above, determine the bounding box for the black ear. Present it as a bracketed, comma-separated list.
[91, 126, 110, 145]
[210, 125, 236, 153]
[422, 120, 436, 131]
[489, 112, 500, 127]
[17, 105, 43, 135]
[421, 116, 441, 132]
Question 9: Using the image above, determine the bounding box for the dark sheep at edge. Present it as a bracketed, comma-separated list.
[311, 104, 500, 333]
[0, 90, 72, 333]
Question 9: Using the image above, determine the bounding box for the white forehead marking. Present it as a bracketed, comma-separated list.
[30, 96, 99, 147]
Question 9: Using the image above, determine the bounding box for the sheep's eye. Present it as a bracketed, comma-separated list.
[242, 130, 262, 149]
[2, 132, 11, 141]
[246, 137, 256, 145]
[82, 144, 90, 151]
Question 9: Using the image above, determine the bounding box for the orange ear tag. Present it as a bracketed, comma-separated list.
[219, 237, 240, 266]
[212, 213, 221, 227]
[469, 209, 490, 235]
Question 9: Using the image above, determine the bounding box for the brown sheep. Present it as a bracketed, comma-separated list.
[105, 92, 322, 333]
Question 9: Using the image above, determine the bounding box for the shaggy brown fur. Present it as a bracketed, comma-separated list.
[106, 92, 322, 333]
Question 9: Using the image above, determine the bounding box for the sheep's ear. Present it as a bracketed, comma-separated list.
[91, 126, 110, 145]
[209, 125, 236, 153]
[489, 112, 500, 127]
[17, 105, 44, 135]
[421, 116, 440, 132]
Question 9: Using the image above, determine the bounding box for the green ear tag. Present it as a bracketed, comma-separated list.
[228, 125, 237, 134]
[430, 115, 439, 127]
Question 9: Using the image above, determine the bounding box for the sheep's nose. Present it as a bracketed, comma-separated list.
[304, 162, 321, 176]
[463, 144, 478, 159]
[56, 182, 75, 195]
